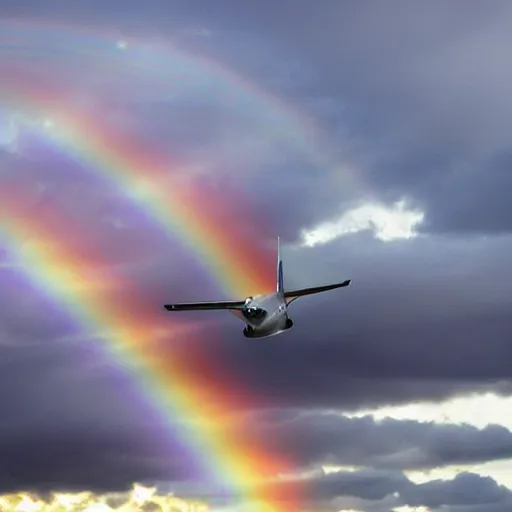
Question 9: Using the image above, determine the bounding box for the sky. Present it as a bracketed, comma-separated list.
[1, 0, 512, 511]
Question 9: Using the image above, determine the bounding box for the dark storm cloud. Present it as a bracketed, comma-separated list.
[0, 340, 168, 433]
[2, 2, 512, 511]
[140, 0, 512, 236]
[0, 3, 367, 238]
[0, 341, 220, 494]
[402, 472, 511, 508]
[270, 470, 512, 512]
[2, 418, 511, 510]
[0, 424, 198, 494]
[249, 410, 512, 470]
[0, 0, 508, 392]
[180, 234, 512, 410]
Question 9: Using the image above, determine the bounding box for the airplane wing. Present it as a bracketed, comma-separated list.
[284, 279, 351, 303]
[164, 300, 246, 311]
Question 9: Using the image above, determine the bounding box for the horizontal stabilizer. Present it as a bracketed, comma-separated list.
[284, 279, 351, 304]
[164, 300, 246, 311]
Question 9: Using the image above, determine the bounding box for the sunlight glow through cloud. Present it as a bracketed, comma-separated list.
[0, 484, 209, 511]
[301, 199, 425, 247]
[346, 392, 512, 430]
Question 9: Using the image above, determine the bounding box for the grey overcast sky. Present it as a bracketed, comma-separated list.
[1, 1, 512, 511]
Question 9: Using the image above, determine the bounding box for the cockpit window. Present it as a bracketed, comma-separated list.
[245, 306, 266, 320]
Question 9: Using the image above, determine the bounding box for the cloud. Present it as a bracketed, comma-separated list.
[0, 16, 371, 245]
[186, 232, 512, 411]
[0, 424, 202, 494]
[237, 467, 512, 511]
[247, 410, 512, 471]
[2, 435, 511, 512]
[169, 0, 512, 238]
[0, 484, 211, 511]
[300, 199, 425, 246]
[349, 391, 512, 430]
[3, 3, 512, 511]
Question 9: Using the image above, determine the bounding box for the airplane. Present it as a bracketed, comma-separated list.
[163, 238, 351, 338]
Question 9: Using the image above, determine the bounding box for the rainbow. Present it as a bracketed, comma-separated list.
[0, 18, 366, 204]
[0, 20, 322, 508]
[0, 18, 359, 183]
[0, 71, 276, 299]
[0, 183, 301, 510]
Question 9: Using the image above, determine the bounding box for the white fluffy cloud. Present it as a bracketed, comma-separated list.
[300, 199, 425, 247]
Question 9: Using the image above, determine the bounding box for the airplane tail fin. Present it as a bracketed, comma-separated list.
[277, 236, 284, 293]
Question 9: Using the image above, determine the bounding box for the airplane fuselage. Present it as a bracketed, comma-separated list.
[233, 292, 294, 338]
